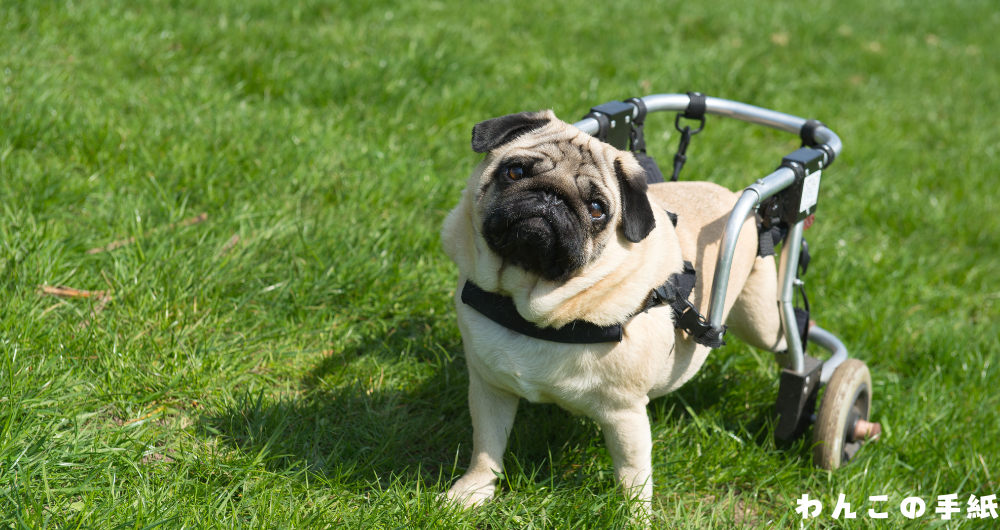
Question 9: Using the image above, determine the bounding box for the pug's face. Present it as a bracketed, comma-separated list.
[470, 110, 656, 282]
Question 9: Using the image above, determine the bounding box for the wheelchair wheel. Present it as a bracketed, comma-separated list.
[812, 359, 880, 470]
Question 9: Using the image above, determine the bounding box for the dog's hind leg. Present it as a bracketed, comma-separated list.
[447, 366, 519, 508]
[725, 255, 787, 352]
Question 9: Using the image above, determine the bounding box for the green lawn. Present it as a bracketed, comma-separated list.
[2, 0, 998, 527]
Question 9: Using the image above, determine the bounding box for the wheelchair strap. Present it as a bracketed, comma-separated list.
[625, 97, 666, 185]
[671, 92, 707, 182]
[755, 214, 787, 258]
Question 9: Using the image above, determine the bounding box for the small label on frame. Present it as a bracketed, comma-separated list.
[800, 171, 821, 212]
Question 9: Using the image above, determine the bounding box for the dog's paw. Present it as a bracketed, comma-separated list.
[445, 477, 496, 508]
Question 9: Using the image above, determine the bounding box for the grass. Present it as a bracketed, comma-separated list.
[1, 0, 999, 527]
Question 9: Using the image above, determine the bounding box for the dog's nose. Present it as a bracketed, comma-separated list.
[538, 189, 563, 205]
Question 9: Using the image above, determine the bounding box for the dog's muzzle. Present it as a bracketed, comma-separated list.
[483, 189, 586, 281]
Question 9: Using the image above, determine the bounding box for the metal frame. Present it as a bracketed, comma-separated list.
[572, 93, 847, 378]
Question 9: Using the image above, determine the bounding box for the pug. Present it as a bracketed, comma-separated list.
[441, 110, 788, 511]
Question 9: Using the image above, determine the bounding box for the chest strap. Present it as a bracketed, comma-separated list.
[461, 260, 726, 347]
[461, 281, 623, 344]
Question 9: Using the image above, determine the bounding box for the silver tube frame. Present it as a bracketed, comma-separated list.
[808, 326, 849, 384]
[572, 93, 843, 159]
[775, 219, 806, 373]
[572, 93, 846, 376]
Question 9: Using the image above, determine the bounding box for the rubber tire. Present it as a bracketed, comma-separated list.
[812, 359, 873, 470]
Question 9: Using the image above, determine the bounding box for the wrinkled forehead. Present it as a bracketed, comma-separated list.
[486, 120, 618, 179]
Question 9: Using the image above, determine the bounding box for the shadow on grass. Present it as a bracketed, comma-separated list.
[199, 325, 622, 493]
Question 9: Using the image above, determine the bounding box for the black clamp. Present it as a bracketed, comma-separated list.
[799, 119, 824, 147]
[770, 147, 825, 225]
[624, 97, 648, 152]
[586, 111, 611, 142]
[671, 92, 707, 181]
[584, 100, 634, 150]
[757, 145, 824, 257]
[799, 119, 837, 167]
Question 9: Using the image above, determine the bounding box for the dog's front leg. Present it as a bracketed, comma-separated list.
[446, 366, 519, 507]
[597, 404, 654, 509]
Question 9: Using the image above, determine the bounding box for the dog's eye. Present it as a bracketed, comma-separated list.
[506, 165, 524, 181]
[587, 201, 605, 220]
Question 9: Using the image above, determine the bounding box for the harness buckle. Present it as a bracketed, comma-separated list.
[675, 298, 712, 337]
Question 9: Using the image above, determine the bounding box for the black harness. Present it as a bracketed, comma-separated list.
[461, 212, 727, 348]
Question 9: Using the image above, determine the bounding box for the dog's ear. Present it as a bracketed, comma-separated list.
[471, 111, 551, 153]
[615, 155, 656, 243]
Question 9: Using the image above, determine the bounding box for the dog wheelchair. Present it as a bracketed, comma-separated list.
[572, 93, 880, 469]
